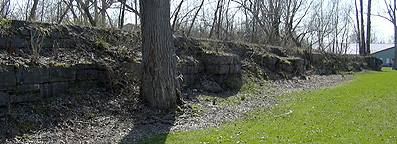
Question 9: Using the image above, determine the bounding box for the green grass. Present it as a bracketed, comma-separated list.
[139, 67, 397, 143]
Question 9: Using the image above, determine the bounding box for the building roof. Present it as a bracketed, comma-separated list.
[346, 44, 394, 54]
[372, 46, 395, 54]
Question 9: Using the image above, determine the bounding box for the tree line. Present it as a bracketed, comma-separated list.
[1, 0, 392, 54]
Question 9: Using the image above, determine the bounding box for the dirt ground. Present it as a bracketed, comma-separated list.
[0, 74, 353, 143]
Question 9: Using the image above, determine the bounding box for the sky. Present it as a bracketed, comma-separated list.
[370, 0, 395, 43]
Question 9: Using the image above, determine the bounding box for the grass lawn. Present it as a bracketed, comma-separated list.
[141, 68, 397, 143]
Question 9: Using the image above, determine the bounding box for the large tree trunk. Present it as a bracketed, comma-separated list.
[355, 0, 361, 54]
[76, 0, 97, 26]
[394, 25, 397, 70]
[140, 0, 177, 110]
[118, 0, 126, 29]
[394, 0, 397, 70]
[366, 0, 371, 56]
[135, 0, 138, 24]
[359, 0, 366, 56]
[101, 0, 107, 27]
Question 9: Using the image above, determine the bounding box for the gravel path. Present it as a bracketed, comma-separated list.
[1, 74, 353, 143]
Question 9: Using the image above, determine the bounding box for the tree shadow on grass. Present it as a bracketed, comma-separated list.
[119, 111, 176, 144]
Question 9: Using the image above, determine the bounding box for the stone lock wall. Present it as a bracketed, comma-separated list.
[0, 20, 382, 106]
[0, 64, 106, 106]
[307, 53, 383, 75]
[0, 53, 243, 106]
[201, 55, 241, 75]
[178, 54, 242, 87]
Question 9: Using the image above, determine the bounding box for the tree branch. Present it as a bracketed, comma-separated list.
[118, 0, 140, 18]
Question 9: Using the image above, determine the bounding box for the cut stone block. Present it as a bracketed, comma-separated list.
[206, 64, 230, 74]
[0, 65, 16, 90]
[40, 82, 70, 98]
[49, 67, 76, 82]
[16, 67, 49, 84]
[0, 91, 7, 106]
[76, 69, 98, 81]
[201, 55, 240, 65]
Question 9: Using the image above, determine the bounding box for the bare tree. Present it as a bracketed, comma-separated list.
[283, 0, 312, 47]
[76, 0, 97, 26]
[373, 0, 397, 69]
[355, 0, 362, 55]
[100, 0, 114, 27]
[28, 0, 39, 21]
[359, 0, 366, 56]
[171, 0, 184, 32]
[118, 0, 126, 28]
[118, 0, 140, 18]
[140, 0, 178, 109]
[0, 0, 12, 19]
[383, 0, 397, 69]
[209, 0, 223, 39]
[187, 0, 205, 37]
[57, 0, 72, 24]
[366, 0, 372, 56]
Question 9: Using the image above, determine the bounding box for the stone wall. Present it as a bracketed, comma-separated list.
[0, 54, 243, 106]
[0, 64, 105, 106]
[178, 54, 242, 88]
[307, 53, 383, 75]
[252, 53, 309, 79]
[0, 20, 383, 106]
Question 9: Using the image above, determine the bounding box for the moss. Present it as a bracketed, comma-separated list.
[70, 90, 79, 96]
[104, 58, 116, 63]
[17, 121, 35, 132]
[32, 107, 44, 115]
[346, 71, 355, 75]
[65, 103, 76, 110]
[283, 60, 292, 65]
[264, 54, 274, 58]
[191, 104, 205, 115]
[49, 61, 70, 68]
[226, 81, 241, 90]
[177, 106, 184, 113]
[45, 97, 56, 103]
[239, 95, 246, 101]
[236, 42, 247, 47]
[54, 63, 68, 67]
[0, 19, 12, 26]
[76, 96, 83, 102]
[15, 90, 40, 95]
[5, 63, 20, 68]
[83, 62, 93, 65]
[296, 48, 305, 55]
[200, 42, 211, 48]
[15, 135, 31, 140]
